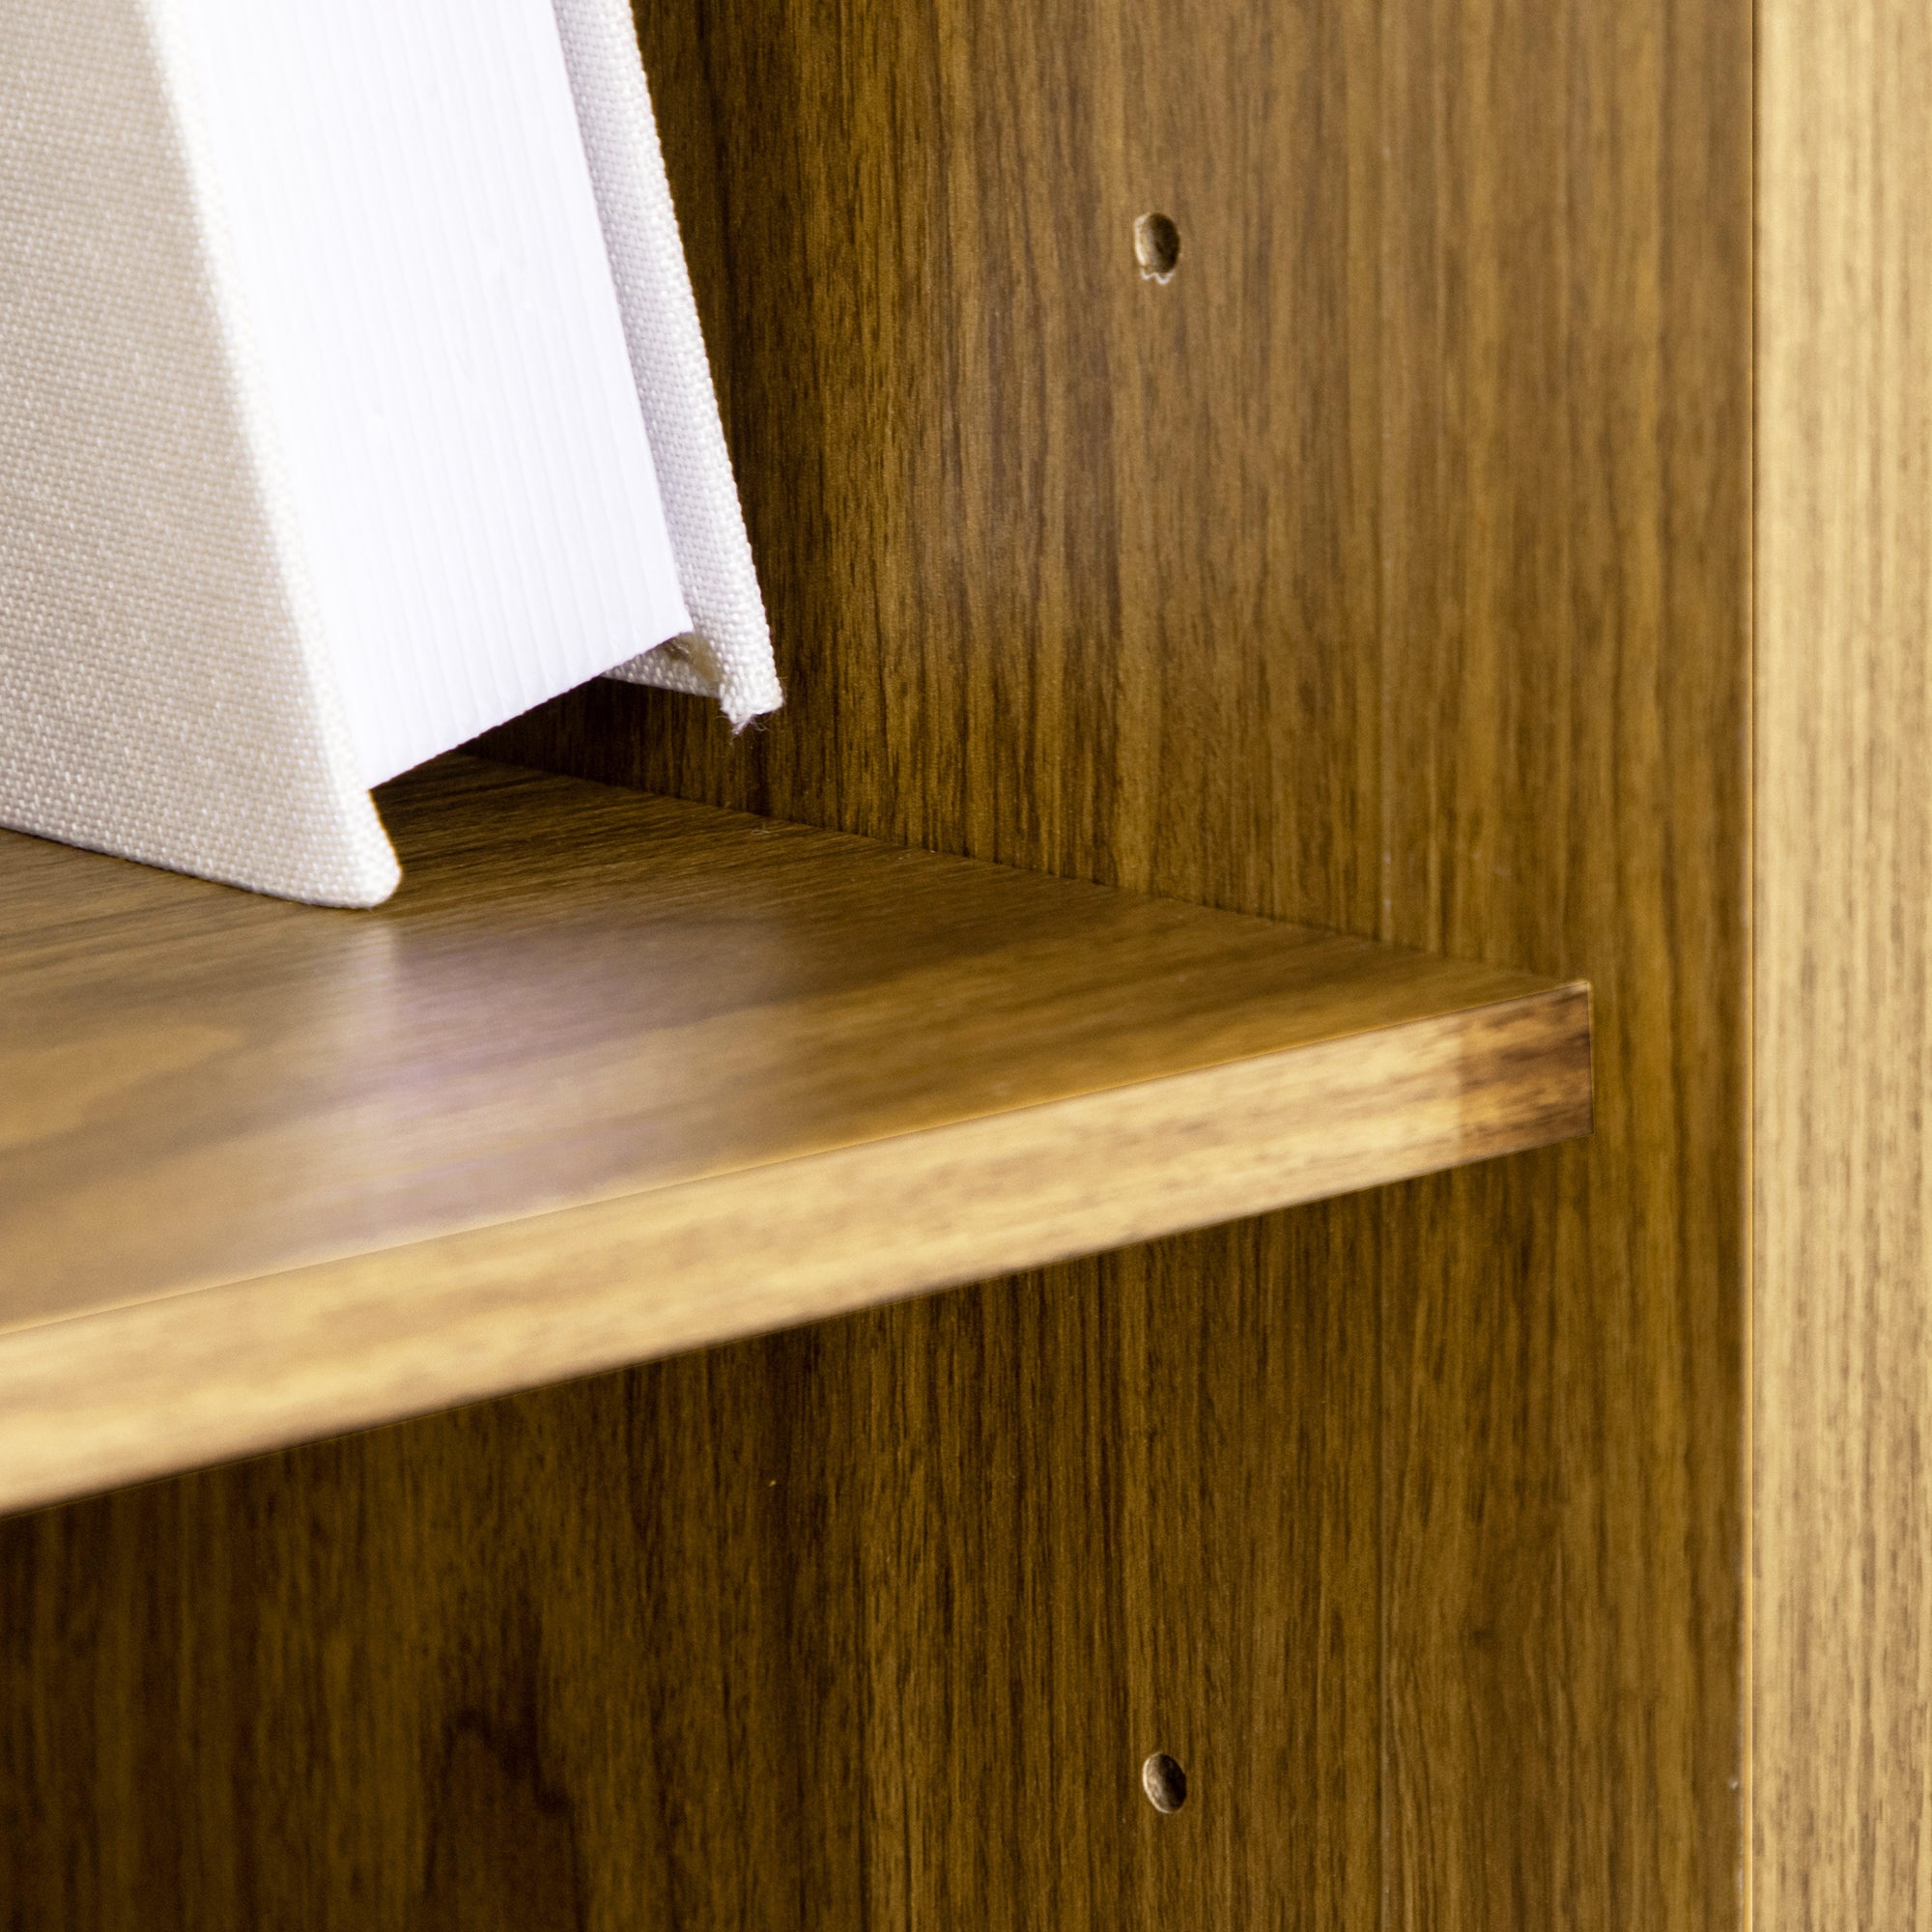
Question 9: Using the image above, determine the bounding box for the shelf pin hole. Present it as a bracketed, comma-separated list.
[1142, 1751, 1188, 1814]
[1135, 213, 1181, 283]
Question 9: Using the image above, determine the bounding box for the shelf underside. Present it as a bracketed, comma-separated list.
[0, 755, 1591, 1513]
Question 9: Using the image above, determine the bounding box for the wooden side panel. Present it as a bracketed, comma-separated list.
[0, 1213, 1378, 1931]
[1756, 3, 1932, 1922]
[1375, 0, 1751, 1925]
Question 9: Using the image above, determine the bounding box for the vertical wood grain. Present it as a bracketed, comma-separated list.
[1375, 0, 1751, 1924]
[486, 0, 1387, 928]
[1756, 1, 1932, 1922]
[494, 0, 1752, 1919]
[0, 1213, 1378, 1930]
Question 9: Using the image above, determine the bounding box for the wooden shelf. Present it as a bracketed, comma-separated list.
[0, 755, 1590, 1514]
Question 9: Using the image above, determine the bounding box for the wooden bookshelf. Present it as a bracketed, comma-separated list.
[0, 753, 1589, 1517]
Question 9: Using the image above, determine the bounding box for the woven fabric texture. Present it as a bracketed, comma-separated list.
[0, 0, 400, 905]
[552, 0, 783, 729]
[0, 0, 773, 905]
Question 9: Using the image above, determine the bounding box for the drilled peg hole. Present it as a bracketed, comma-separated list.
[1142, 1751, 1188, 1814]
[1134, 212, 1181, 283]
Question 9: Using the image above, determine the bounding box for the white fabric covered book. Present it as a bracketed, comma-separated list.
[0, 0, 779, 905]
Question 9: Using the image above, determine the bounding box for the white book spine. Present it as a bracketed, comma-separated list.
[0, 0, 779, 906]
[551, 0, 782, 730]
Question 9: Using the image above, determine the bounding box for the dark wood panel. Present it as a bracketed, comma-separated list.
[0, 1210, 1378, 1931]
[1374, 0, 1751, 1923]
[484, 0, 1385, 928]
[472, 2, 1399, 1917]
[497, 0, 1752, 1918]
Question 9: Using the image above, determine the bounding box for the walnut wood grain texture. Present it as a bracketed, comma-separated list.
[493, 0, 1752, 1922]
[0, 1215, 1378, 1929]
[2, 0, 1748, 1921]
[1373, 0, 1751, 1925]
[0, 752, 1586, 1515]
[1756, 2, 1932, 1922]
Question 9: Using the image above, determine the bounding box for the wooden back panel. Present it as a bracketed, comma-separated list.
[485, 0, 1755, 1923]
[490, 0, 1383, 925]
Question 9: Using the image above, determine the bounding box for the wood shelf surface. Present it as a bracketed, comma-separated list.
[0, 755, 1590, 1513]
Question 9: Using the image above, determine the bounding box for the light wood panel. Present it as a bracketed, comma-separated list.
[1756, 2, 1932, 1921]
[0, 752, 1586, 1514]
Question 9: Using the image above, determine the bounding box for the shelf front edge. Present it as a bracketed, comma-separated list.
[0, 981, 1590, 1517]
